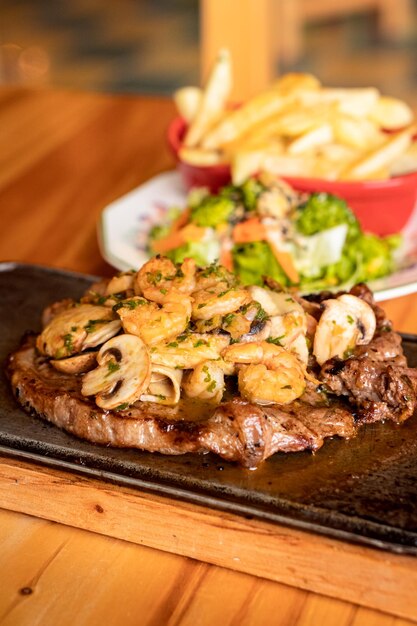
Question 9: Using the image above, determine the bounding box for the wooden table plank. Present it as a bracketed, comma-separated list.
[0, 456, 417, 621]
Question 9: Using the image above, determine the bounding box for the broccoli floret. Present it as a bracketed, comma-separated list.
[296, 193, 361, 242]
[190, 195, 235, 227]
[240, 178, 267, 212]
[166, 239, 220, 267]
[354, 233, 400, 282]
[148, 223, 170, 244]
[232, 241, 289, 286]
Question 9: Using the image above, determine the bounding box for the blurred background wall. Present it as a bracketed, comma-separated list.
[1, 0, 417, 106]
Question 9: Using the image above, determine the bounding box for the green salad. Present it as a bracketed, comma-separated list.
[148, 174, 401, 291]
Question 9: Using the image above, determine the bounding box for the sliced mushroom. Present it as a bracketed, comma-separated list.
[105, 272, 135, 296]
[238, 318, 271, 343]
[248, 286, 308, 363]
[41, 298, 76, 328]
[50, 352, 98, 374]
[140, 365, 183, 405]
[81, 334, 151, 410]
[83, 320, 122, 350]
[36, 304, 121, 359]
[313, 294, 376, 365]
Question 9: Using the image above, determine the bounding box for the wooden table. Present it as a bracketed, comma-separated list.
[0, 86, 416, 626]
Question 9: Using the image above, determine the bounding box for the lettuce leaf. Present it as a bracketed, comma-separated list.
[232, 241, 289, 286]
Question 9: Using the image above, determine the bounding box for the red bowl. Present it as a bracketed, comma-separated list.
[167, 116, 417, 236]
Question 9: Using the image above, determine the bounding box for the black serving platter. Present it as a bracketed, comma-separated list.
[1, 262, 417, 555]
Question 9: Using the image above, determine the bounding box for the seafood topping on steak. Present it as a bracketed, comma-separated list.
[6, 256, 417, 468]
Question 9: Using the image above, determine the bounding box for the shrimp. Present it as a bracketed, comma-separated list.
[115, 295, 191, 346]
[135, 256, 196, 304]
[150, 333, 230, 369]
[182, 360, 225, 403]
[191, 281, 251, 321]
[313, 294, 376, 365]
[222, 340, 306, 405]
[194, 263, 237, 292]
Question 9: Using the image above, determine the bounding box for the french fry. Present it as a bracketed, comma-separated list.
[332, 114, 383, 150]
[270, 102, 332, 137]
[232, 149, 271, 185]
[174, 86, 202, 123]
[341, 126, 415, 180]
[173, 57, 417, 182]
[232, 150, 317, 184]
[311, 143, 359, 179]
[273, 72, 321, 96]
[184, 48, 232, 148]
[369, 95, 414, 130]
[201, 88, 289, 150]
[389, 140, 417, 176]
[221, 112, 288, 156]
[302, 87, 380, 118]
[179, 146, 224, 166]
[288, 123, 333, 155]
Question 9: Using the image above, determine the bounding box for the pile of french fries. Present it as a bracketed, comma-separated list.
[174, 49, 417, 184]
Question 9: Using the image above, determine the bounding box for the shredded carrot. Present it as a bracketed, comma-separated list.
[180, 223, 206, 242]
[171, 206, 191, 232]
[219, 244, 233, 271]
[152, 230, 185, 254]
[232, 218, 266, 243]
[152, 222, 205, 254]
[267, 241, 300, 284]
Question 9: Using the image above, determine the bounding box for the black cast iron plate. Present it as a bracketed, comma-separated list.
[1, 262, 417, 555]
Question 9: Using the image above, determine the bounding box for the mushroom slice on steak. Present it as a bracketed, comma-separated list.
[313, 294, 376, 365]
[82, 320, 122, 350]
[105, 271, 135, 296]
[36, 304, 121, 359]
[140, 364, 183, 405]
[81, 334, 151, 410]
[50, 352, 98, 374]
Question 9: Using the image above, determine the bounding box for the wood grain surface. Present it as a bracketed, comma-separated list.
[0, 86, 417, 626]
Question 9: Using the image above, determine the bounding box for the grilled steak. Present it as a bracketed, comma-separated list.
[2, 333, 376, 468]
[5, 280, 417, 468]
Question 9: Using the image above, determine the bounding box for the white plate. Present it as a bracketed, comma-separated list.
[98, 170, 417, 302]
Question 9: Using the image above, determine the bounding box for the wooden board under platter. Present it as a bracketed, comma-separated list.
[1, 263, 417, 620]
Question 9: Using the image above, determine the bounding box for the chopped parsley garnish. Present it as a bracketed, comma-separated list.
[222, 313, 235, 327]
[266, 335, 285, 345]
[113, 298, 146, 311]
[207, 380, 217, 393]
[63, 333, 74, 353]
[84, 319, 108, 333]
[253, 302, 268, 322]
[114, 403, 129, 411]
[147, 270, 163, 285]
[106, 361, 120, 375]
[202, 365, 212, 383]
